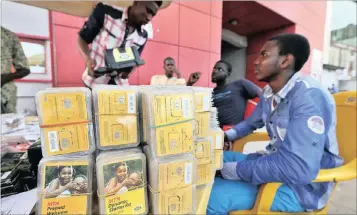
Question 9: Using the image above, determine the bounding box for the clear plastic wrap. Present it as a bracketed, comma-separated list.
[144, 145, 197, 214]
[214, 150, 223, 170]
[143, 86, 195, 157]
[36, 155, 93, 215]
[35, 87, 95, 157]
[138, 86, 150, 143]
[192, 87, 212, 113]
[194, 137, 214, 165]
[197, 162, 215, 186]
[196, 183, 213, 210]
[195, 112, 210, 138]
[211, 128, 224, 150]
[92, 85, 140, 150]
[96, 148, 148, 215]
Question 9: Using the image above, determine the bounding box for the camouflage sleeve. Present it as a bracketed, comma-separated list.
[12, 34, 29, 70]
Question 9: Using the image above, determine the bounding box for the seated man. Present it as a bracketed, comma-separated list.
[150, 57, 200, 86]
[78, 1, 163, 88]
[207, 33, 343, 214]
[212, 60, 261, 127]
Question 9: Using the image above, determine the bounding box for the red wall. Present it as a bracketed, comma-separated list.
[51, 1, 222, 87]
[243, 1, 326, 118]
[258, 1, 327, 75]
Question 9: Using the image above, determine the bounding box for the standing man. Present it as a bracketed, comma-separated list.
[150, 57, 201, 86]
[77, 1, 163, 88]
[1, 27, 30, 113]
[211, 60, 262, 127]
[208, 34, 342, 214]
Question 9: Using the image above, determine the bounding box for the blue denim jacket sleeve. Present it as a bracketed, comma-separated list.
[225, 96, 265, 141]
[235, 88, 331, 185]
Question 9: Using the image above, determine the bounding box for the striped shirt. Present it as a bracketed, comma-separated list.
[79, 3, 149, 87]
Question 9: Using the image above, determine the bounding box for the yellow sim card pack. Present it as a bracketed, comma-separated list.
[214, 150, 223, 170]
[96, 149, 148, 215]
[195, 139, 213, 165]
[197, 163, 214, 186]
[35, 88, 94, 157]
[194, 91, 211, 112]
[195, 112, 210, 138]
[93, 86, 139, 149]
[37, 156, 93, 215]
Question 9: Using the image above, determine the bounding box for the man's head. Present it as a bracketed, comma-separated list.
[211, 60, 232, 83]
[163, 57, 176, 78]
[130, 1, 162, 26]
[254, 33, 310, 82]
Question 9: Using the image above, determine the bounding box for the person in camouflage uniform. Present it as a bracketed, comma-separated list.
[1, 27, 30, 113]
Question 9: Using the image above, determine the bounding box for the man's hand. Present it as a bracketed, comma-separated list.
[86, 58, 97, 77]
[187, 72, 201, 86]
[173, 67, 181, 79]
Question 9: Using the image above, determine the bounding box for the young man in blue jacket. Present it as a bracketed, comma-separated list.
[207, 33, 343, 214]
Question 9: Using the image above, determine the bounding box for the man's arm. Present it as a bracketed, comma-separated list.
[234, 89, 330, 185]
[225, 96, 265, 141]
[1, 34, 30, 86]
[236, 79, 262, 99]
[77, 3, 106, 76]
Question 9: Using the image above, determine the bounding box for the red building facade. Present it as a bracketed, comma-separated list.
[50, 1, 327, 88]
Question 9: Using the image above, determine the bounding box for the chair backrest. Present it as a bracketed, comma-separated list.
[334, 91, 357, 163]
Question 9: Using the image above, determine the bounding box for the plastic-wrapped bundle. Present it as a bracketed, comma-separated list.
[138, 86, 150, 143]
[192, 87, 212, 113]
[144, 145, 197, 214]
[196, 162, 215, 185]
[92, 86, 140, 150]
[142, 86, 195, 157]
[37, 155, 93, 215]
[192, 87, 212, 138]
[96, 148, 148, 215]
[35, 87, 95, 157]
[194, 138, 214, 166]
[196, 183, 213, 212]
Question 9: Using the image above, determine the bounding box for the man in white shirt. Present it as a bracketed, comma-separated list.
[150, 57, 200, 86]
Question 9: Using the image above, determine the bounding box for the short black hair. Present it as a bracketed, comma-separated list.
[154, 1, 163, 7]
[164, 57, 175, 64]
[216, 60, 232, 74]
[269, 33, 310, 72]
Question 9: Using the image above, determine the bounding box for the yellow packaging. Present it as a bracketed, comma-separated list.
[197, 163, 214, 186]
[211, 129, 224, 150]
[97, 89, 137, 115]
[96, 150, 148, 215]
[142, 117, 147, 142]
[152, 121, 194, 157]
[194, 92, 211, 112]
[150, 185, 195, 215]
[152, 94, 194, 126]
[37, 157, 93, 215]
[158, 159, 195, 191]
[196, 184, 212, 211]
[194, 112, 210, 138]
[93, 86, 139, 149]
[36, 89, 93, 157]
[195, 139, 213, 165]
[43, 124, 90, 156]
[214, 150, 223, 170]
[98, 115, 138, 147]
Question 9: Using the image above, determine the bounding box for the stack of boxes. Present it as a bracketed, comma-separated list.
[142, 87, 197, 214]
[34, 85, 223, 215]
[35, 88, 94, 214]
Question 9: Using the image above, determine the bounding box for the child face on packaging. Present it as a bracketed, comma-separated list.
[116, 165, 128, 182]
[71, 176, 88, 194]
[59, 167, 73, 184]
[126, 172, 142, 187]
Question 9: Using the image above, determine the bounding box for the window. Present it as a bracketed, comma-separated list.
[19, 37, 47, 74]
